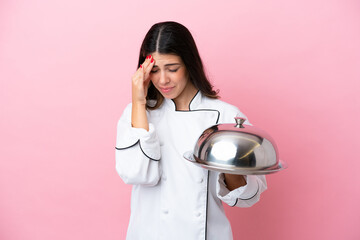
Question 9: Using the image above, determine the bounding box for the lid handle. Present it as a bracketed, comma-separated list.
[235, 117, 246, 128]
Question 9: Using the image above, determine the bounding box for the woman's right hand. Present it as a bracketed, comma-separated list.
[131, 55, 155, 131]
[132, 55, 155, 105]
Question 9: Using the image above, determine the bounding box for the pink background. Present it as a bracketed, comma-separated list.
[1, 0, 359, 239]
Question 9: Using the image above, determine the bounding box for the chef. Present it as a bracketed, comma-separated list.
[115, 21, 267, 240]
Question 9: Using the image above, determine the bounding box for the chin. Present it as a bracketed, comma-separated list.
[161, 93, 178, 99]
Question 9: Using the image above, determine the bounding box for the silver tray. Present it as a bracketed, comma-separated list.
[183, 151, 287, 175]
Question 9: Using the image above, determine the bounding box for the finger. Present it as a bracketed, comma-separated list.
[132, 68, 144, 88]
[137, 56, 151, 75]
[144, 56, 155, 81]
[145, 55, 155, 70]
[133, 55, 152, 86]
[133, 63, 143, 78]
[141, 55, 152, 69]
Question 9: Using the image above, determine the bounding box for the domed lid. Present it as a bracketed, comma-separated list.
[184, 117, 287, 175]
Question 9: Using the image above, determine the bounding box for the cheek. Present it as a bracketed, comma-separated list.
[177, 75, 189, 86]
[180, 68, 189, 80]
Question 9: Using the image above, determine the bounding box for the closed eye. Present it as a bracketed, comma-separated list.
[169, 68, 179, 72]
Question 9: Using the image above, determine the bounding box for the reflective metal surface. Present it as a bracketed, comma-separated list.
[184, 117, 287, 175]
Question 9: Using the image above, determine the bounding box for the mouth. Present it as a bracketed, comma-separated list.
[159, 87, 174, 93]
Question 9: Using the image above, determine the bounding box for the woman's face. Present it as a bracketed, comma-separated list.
[150, 52, 196, 105]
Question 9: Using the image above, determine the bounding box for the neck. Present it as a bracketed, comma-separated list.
[173, 84, 198, 111]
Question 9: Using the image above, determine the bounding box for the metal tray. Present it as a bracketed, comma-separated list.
[183, 151, 287, 175]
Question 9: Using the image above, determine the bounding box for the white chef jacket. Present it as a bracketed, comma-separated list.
[115, 91, 267, 240]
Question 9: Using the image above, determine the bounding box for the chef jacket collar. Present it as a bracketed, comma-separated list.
[164, 90, 202, 111]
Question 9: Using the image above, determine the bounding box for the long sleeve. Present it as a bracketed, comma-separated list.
[216, 173, 267, 207]
[115, 104, 161, 186]
[215, 103, 267, 207]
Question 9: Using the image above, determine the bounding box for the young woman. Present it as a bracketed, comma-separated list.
[115, 21, 267, 240]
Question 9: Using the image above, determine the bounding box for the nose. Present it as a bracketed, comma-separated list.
[159, 72, 170, 85]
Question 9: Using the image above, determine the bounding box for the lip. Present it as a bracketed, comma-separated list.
[159, 87, 174, 93]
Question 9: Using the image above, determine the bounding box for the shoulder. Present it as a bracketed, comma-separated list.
[122, 103, 133, 116]
[202, 97, 240, 114]
[202, 97, 250, 124]
[117, 103, 132, 123]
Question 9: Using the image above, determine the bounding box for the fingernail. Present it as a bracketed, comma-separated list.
[151, 58, 154, 63]
[147, 55, 150, 59]
[140, 64, 142, 68]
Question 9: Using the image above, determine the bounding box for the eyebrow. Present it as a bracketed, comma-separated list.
[153, 63, 181, 68]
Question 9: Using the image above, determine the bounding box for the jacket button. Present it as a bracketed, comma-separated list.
[195, 212, 201, 217]
[162, 209, 169, 214]
[198, 178, 203, 183]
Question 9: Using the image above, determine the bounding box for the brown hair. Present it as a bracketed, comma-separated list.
[138, 21, 219, 110]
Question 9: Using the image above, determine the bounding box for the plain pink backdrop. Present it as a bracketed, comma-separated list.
[1, 0, 359, 239]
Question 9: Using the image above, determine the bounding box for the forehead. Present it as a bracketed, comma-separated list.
[151, 52, 183, 67]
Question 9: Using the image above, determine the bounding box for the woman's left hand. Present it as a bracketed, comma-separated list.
[224, 174, 247, 190]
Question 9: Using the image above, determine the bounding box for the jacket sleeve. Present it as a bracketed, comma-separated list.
[115, 104, 161, 186]
[216, 173, 267, 207]
[215, 104, 267, 207]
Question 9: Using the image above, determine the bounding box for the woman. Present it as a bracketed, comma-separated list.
[115, 21, 267, 240]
